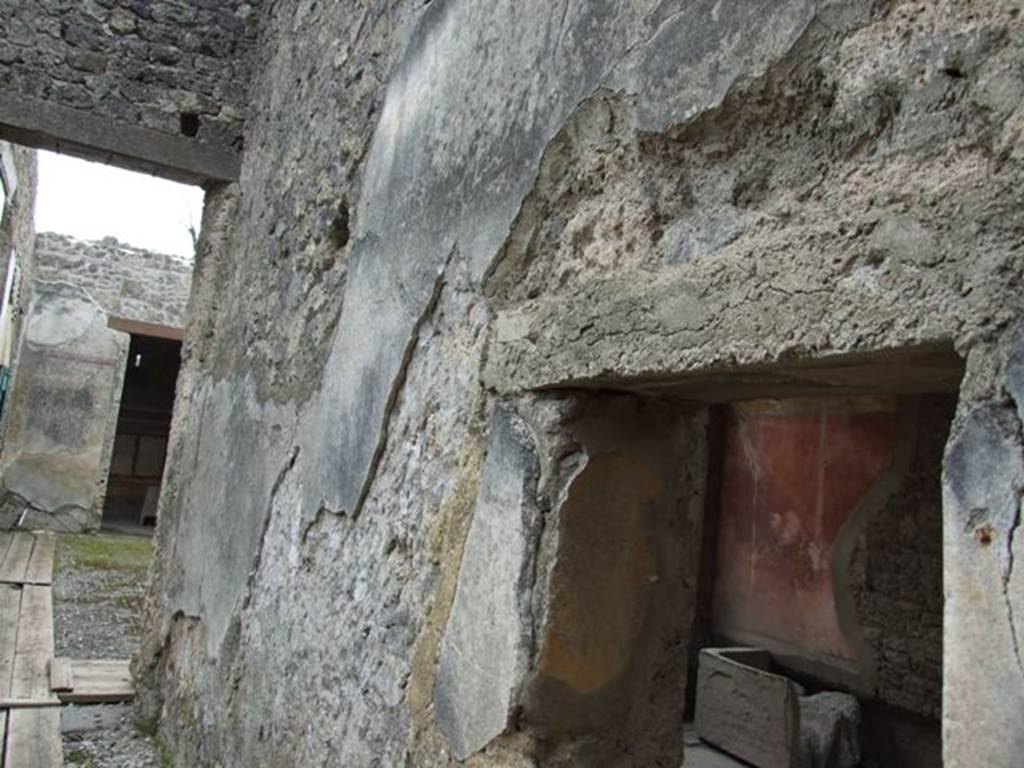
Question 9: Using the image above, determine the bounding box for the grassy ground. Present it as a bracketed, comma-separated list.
[53, 532, 154, 659]
[56, 533, 153, 575]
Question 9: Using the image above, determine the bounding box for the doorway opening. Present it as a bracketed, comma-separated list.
[685, 375, 956, 767]
[517, 345, 960, 767]
[103, 334, 182, 529]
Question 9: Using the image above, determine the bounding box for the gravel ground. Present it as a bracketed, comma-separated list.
[53, 533, 164, 767]
[64, 712, 164, 768]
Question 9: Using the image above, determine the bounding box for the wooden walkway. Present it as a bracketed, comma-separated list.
[0, 534, 55, 587]
[0, 532, 135, 768]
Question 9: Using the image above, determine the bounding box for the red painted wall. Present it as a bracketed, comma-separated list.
[711, 398, 898, 668]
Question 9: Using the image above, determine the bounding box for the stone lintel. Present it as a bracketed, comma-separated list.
[0, 91, 241, 185]
[107, 317, 185, 342]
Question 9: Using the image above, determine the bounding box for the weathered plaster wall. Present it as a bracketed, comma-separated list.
[0, 234, 191, 531]
[137, 1, 1024, 767]
[942, 328, 1024, 768]
[0, 141, 36, 264]
[0, 282, 128, 532]
[0, 0, 262, 181]
[0, 141, 35, 369]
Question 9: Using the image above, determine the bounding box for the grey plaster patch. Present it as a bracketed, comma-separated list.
[156, 375, 298, 658]
[943, 405, 1023, 552]
[3, 457, 95, 515]
[868, 215, 942, 268]
[435, 405, 540, 760]
[23, 284, 101, 347]
[1004, 321, 1024, 425]
[611, 0, 817, 130]
[942, 399, 1024, 766]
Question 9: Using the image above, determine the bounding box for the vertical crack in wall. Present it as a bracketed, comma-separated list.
[242, 444, 300, 613]
[222, 444, 302, 721]
[1001, 390, 1024, 678]
[511, 411, 555, 724]
[348, 246, 455, 521]
[1005, 496, 1023, 678]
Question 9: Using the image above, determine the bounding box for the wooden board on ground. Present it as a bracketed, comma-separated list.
[4, 707, 62, 767]
[0, 698, 62, 709]
[0, 534, 35, 585]
[23, 533, 55, 587]
[48, 658, 72, 693]
[59, 660, 133, 704]
[0, 532, 55, 586]
[9, 586, 57, 704]
[0, 585, 21, 697]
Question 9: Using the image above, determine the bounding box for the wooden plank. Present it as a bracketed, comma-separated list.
[0, 698, 63, 709]
[0, 534, 34, 584]
[4, 707, 62, 767]
[0, 585, 21, 697]
[48, 658, 72, 693]
[23, 533, 55, 586]
[10, 586, 57, 703]
[5, 583, 63, 765]
[59, 660, 133, 704]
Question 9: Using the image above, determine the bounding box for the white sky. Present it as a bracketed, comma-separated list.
[34, 150, 204, 259]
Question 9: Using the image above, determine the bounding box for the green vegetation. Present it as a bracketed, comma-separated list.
[135, 718, 174, 766]
[158, 737, 174, 768]
[56, 533, 153, 574]
[66, 749, 95, 766]
[135, 716, 159, 738]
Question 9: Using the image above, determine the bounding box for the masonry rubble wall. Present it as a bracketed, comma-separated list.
[849, 394, 951, 721]
[0, 0, 262, 181]
[128, 1, 1024, 766]
[0, 233, 192, 532]
[33, 232, 191, 328]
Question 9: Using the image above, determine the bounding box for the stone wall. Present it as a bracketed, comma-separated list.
[0, 0, 262, 181]
[850, 395, 952, 720]
[33, 232, 192, 329]
[0, 142, 36, 260]
[0, 141, 36, 368]
[132, 1, 1024, 767]
[0, 233, 191, 532]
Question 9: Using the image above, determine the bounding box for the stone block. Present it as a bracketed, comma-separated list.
[695, 648, 802, 768]
[797, 692, 860, 768]
[695, 649, 862, 768]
